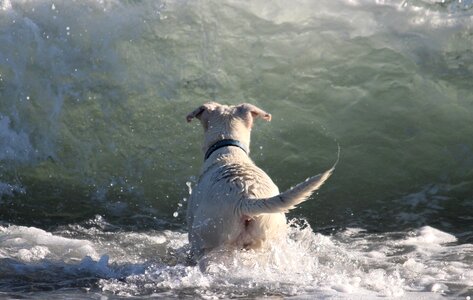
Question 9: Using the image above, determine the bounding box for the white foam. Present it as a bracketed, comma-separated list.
[0, 220, 471, 299]
[16, 245, 50, 262]
[0, 0, 11, 11]
[0, 225, 100, 262]
[101, 221, 409, 298]
[403, 226, 457, 246]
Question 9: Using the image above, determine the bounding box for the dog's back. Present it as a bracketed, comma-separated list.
[186, 102, 335, 260]
[187, 148, 287, 259]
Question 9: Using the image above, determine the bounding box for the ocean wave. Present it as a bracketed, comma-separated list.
[0, 0, 472, 261]
[0, 218, 471, 298]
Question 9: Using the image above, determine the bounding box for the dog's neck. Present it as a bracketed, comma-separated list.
[204, 139, 249, 161]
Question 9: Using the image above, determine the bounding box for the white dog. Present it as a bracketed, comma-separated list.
[186, 102, 336, 260]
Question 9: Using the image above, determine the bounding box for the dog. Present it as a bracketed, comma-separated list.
[186, 102, 336, 260]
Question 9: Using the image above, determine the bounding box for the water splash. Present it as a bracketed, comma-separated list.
[0, 217, 471, 298]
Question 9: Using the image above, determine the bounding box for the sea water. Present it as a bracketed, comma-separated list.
[1, 218, 472, 298]
[0, 0, 472, 299]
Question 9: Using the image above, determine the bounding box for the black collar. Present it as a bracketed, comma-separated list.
[204, 139, 248, 161]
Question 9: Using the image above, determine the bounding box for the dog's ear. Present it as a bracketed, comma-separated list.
[238, 103, 272, 122]
[186, 102, 219, 123]
[186, 106, 205, 123]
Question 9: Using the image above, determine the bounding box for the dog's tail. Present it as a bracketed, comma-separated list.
[239, 145, 340, 217]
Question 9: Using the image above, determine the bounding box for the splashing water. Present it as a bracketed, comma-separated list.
[0, 217, 472, 298]
[0, 0, 473, 298]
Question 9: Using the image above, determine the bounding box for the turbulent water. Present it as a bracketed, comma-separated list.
[1, 0, 473, 299]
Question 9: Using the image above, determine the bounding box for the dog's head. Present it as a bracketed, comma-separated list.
[186, 102, 271, 153]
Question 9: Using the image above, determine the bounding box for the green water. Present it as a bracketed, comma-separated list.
[1, 1, 473, 299]
[0, 0, 472, 236]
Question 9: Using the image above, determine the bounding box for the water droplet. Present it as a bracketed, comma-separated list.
[186, 181, 193, 195]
